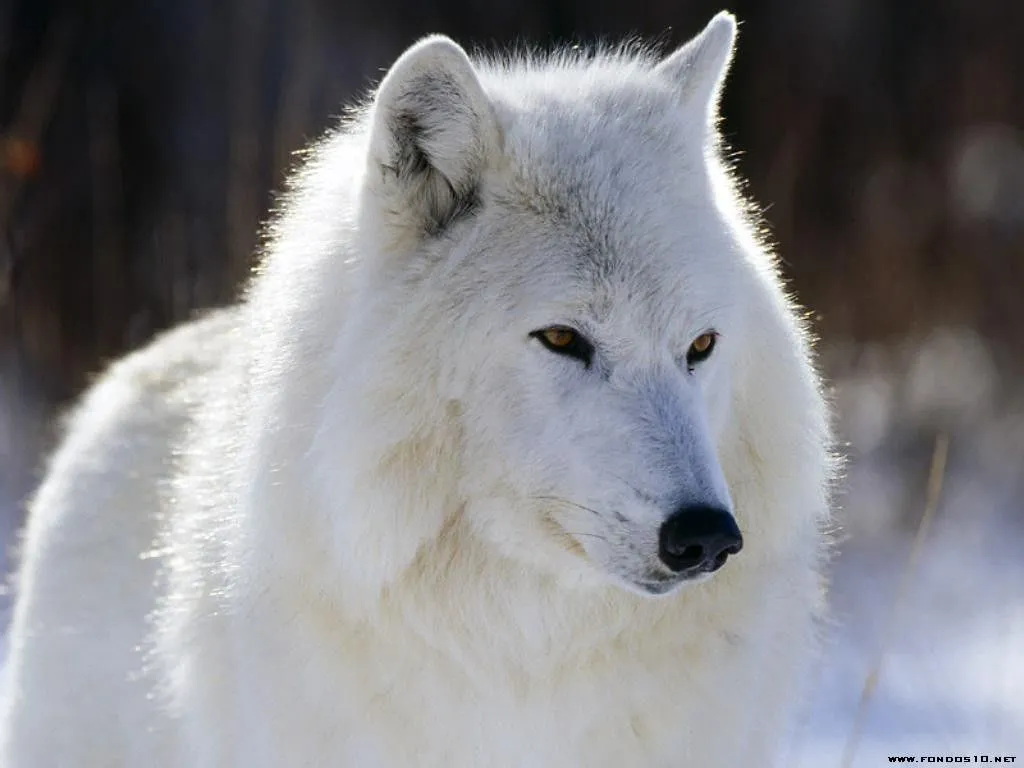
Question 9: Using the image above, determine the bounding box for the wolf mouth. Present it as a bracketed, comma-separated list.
[632, 571, 714, 596]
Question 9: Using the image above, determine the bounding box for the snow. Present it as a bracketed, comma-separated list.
[790, 525, 1024, 763]
[791, 330, 1024, 762]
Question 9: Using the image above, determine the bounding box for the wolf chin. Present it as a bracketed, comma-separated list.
[0, 11, 834, 767]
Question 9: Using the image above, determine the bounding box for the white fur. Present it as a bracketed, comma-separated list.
[0, 12, 834, 767]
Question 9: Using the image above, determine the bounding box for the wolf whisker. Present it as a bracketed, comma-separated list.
[530, 495, 603, 517]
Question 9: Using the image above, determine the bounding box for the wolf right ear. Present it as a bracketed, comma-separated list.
[654, 12, 737, 126]
[365, 36, 500, 237]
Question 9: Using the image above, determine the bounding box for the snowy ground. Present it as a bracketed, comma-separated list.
[792, 329, 1024, 763]
[790, 511, 1024, 764]
[1, 326, 1022, 761]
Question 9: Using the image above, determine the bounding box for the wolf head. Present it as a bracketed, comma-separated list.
[300, 13, 815, 601]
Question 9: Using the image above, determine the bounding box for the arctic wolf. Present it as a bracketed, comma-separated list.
[0, 11, 834, 767]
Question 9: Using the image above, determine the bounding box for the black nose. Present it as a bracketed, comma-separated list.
[658, 505, 743, 574]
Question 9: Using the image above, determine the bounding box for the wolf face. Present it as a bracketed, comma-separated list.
[454, 256, 745, 597]
[350, 13, 755, 597]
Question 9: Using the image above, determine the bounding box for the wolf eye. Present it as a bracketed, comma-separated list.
[530, 326, 594, 367]
[686, 332, 717, 368]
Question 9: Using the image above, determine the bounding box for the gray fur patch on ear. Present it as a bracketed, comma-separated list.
[369, 36, 499, 236]
[383, 76, 481, 233]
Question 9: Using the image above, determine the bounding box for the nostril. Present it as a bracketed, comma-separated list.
[658, 505, 743, 574]
[673, 544, 705, 569]
[679, 544, 704, 561]
[710, 550, 730, 572]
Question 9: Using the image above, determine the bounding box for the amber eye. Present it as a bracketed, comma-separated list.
[530, 326, 594, 367]
[541, 328, 575, 348]
[686, 332, 717, 368]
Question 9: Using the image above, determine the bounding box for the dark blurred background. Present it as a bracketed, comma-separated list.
[1, 0, 1023, 759]
[3, 0, 1024, 399]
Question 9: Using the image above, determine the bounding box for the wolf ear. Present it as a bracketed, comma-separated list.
[366, 36, 500, 237]
[654, 11, 737, 124]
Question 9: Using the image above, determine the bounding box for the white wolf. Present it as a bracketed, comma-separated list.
[0, 11, 834, 767]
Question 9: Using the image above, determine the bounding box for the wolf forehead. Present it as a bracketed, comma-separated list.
[483, 66, 716, 230]
[474, 70, 741, 319]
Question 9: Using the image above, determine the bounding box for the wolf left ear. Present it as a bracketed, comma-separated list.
[654, 11, 737, 125]
[366, 36, 500, 237]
